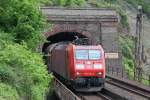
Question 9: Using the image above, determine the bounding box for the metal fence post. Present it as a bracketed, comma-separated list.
[149, 75, 150, 86]
[122, 67, 124, 78]
[137, 67, 142, 82]
[127, 69, 129, 79]
[134, 68, 136, 80]
[112, 67, 114, 75]
[117, 68, 119, 76]
[108, 65, 110, 74]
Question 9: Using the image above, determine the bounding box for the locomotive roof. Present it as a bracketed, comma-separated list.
[75, 45, 103, 49]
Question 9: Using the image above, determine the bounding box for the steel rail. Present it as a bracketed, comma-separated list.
[77, 92, 107, 100]
[106, 75, 150, 99]
[77, 88, 127, 100]
[96, 92, 112, 100]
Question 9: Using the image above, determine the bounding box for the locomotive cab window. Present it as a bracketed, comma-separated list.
[75, 50, 88, 60]
[89, 50, 101, 60]
[75, 50, 101, 60]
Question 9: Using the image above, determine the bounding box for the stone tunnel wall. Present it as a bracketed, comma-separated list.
[101, 22, 122, 69]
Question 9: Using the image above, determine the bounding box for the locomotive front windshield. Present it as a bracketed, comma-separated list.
[75, 50, 101, 60]
[75, 50, 88, 60]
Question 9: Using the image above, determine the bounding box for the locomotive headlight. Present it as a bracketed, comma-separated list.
[76, 64, 84, 69]
[97, 72, 102, 75]
[94, 64, 102, 69]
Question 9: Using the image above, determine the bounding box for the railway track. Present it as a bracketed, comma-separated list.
[54, 76, 150, 100]
[78, 92, 105, 100]
[77, 76, 150, 100]
[78, 92, 112, 100]
[54, 76, 126, 100]
[78, 88, 127, 100]
[106, 75, 150, 100]
[78, 92, 110, 100]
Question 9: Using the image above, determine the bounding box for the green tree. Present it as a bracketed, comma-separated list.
[0, 43, 52, 100]
[0, 83, 20, 100]
[0, 0, 53, 99]
[47, 0, 86, 7]
[0, 0, 48, 50]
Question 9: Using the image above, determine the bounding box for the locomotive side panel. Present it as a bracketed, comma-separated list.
[50, 45, 71, 80]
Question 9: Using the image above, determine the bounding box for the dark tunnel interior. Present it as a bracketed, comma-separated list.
[42, 32, 88, 53]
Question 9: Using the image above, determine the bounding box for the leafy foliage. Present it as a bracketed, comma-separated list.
[0, 43, 52, 100]
[44, 0, 86, 7]
[0, 1, 53, 99]
[119, 35, 135, 77]
[0, 83, 20, 100]
[117, 9, 129, 29]
[0, 0, 47, 50]
[0, 31, 15, 50]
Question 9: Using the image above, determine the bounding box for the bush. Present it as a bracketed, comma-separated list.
[0, 0, 47, 50]
[117, 9, 129, 29]
[0, 64, 16, 85]
[0, 43, 52, 100]
[44, 0, 86, 7]
[0, 31, 15, 51]
[119, 35, 135, 79]
[0, 83, 20, 100]
[0, 0, 53, 100]
[123, 57, 134, 70]
[120, 36, 134, 59]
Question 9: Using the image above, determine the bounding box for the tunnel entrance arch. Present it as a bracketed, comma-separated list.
[42, 31, 95, 53]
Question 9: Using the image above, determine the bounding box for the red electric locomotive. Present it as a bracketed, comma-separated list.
[46, 42, 105, 92]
